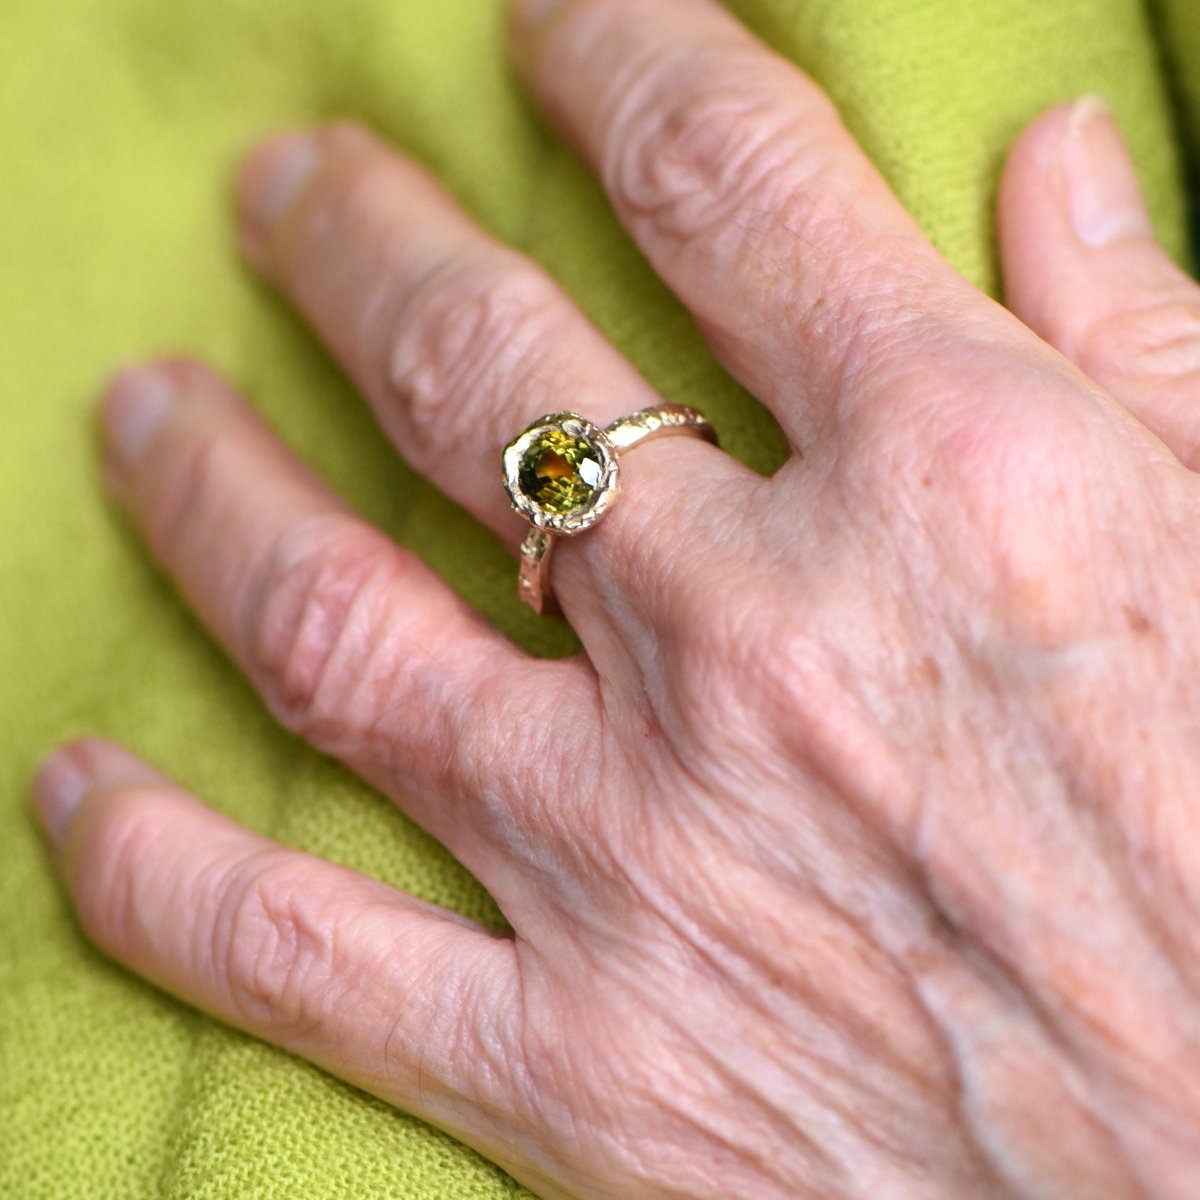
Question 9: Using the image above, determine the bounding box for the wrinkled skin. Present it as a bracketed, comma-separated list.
[32, 0, 1200, 1196]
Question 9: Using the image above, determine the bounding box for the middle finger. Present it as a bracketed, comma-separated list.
[512, 0, 1031, 450]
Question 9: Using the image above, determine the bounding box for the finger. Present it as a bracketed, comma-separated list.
[98, 357, 597, 891]
[233, 120, 748, 579]
[31, 738, 531, 1168]
[510, 0, 1002, 447]
[999, 97, 1200, 467]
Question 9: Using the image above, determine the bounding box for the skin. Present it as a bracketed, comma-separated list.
[29, 0, 1200, 1195]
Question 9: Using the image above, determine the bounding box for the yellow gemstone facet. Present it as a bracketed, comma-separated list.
[518, 428, 604, 515]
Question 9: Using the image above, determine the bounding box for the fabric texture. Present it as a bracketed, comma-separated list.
[1, 0, 1196, 1195]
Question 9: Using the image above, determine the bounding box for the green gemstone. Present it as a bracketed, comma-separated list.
[518, 428, 604, 515]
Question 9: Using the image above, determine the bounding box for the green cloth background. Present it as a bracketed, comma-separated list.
[1, 0, 1197, 1196]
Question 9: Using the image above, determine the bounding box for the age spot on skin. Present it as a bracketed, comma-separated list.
[1123, 606, 1154, 636]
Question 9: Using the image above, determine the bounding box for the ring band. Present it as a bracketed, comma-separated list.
[502, 404, 717, 615]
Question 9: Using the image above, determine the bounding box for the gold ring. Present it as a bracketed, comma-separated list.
[502, 404, 718, 615]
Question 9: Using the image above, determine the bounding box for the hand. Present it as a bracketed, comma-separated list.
[32, 0, 1200, 1195]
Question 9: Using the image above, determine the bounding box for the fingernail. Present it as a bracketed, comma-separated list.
[100, 365, 178, 469]
[32, 749, 90, 850]
[237, 131, 321, 250]
[1060, 95, 1153, 248]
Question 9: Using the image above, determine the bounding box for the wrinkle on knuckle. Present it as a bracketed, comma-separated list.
[243, 515, 418, 753]
[383, 258, 567, 466]
[1082, 297, 1200, 384]
[213, 853, 352, 1041]
[603, 47, 844, 262]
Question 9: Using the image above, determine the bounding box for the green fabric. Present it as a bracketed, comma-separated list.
[1, 0, 1196, 1196]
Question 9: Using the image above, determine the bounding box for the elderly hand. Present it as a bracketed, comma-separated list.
[31, 0, 1200, 1195]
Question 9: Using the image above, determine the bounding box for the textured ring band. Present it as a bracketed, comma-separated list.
[502, 404, 718, 615]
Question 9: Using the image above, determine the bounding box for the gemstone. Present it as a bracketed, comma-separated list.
[518, 428, 605, 515]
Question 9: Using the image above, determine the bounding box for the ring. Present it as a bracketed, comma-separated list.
[502, 404, 718, 615]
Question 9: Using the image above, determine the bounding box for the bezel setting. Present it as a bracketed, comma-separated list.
[503, 412, 620, 535]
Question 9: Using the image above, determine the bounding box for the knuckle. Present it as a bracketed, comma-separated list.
[921, 393, 1115, 642]
[215, 854, 351, 1039]
[709, 600, 844, 756]
[604, 49, 841, 256]
[1082, 297, 1200, 385]
[243, 515, 414, 753]
[934, 407, 1085, 533]
[383, 258, 568, 466]
[662, 586, 922, 838]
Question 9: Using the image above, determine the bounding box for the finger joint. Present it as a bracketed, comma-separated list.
[213, 853, 354, 1042]
[242, 515, 445, 759]
[1082, 298, 1200, 385]
[603, 46, 842, 261]
[383, 258, 570, 470]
